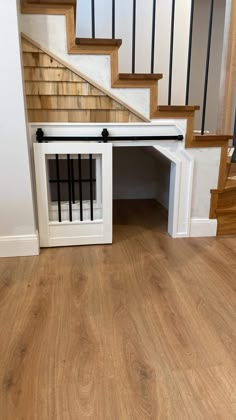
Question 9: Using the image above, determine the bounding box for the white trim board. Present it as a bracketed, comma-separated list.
[0, 233, 39, 258]
[190, 219, 217, 237]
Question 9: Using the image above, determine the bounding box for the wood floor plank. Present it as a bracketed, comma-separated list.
[1, 200, 236, 419]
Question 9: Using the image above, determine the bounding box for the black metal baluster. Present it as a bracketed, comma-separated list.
[67, 154, 73, 222]
[168, 0, 176, 105]
[185, 0, 195, 105]
[71, 157, 75, 204]
[151, 0, 157, 74]
[91, 0, 95, 38]
[201, 0, 214, 135]
[78, 154, 83, 221]
[112, 0, 115, 39]
[132, 0, 136, 73]
[55, 154, 61, 222]
[89, 154, 94, 221]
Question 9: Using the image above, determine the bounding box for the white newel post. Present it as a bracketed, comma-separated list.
[0, 0, 39, 257]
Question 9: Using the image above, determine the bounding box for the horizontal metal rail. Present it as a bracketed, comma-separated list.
[36, 128, 184, 143]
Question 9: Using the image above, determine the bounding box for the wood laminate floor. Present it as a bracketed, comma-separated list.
[1, 199, 236, 419]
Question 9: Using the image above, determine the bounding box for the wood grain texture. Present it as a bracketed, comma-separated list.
[27, 109, 140, 122]
[21, 37, 144, 123]
[210, 161, 236, 234]
[26, 95, 124, 110]
[24, 67, 84, 82]
[23, 52, 65, 67]
[24, 81, 105, 96]
[76, 38, 122, 47]
[27, 0, 75, 4]
[1, 200, 236, 419]
[217, 211, 236, 235]
[217, 145, 229, 189]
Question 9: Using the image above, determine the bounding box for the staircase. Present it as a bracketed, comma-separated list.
[210, 161, 236, 235]
[20, 0, 232, 146]
[20, 0, 235, 236]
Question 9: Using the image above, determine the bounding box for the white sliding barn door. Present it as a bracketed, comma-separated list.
[34, 142, 112, 247]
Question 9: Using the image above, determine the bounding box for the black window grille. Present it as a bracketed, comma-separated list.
[47, 154, 97, 223]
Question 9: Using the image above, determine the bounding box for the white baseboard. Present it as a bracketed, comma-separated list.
[0, 232, 39, 258]
[190, 218, 217, 237]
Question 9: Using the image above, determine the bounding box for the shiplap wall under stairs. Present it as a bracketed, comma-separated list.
[22, 36, 144, 123]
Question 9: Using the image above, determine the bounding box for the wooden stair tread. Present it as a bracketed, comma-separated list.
[76, 38, 122, 48]
[216, 206, 236, 215]
[226, 179, 236, 189]
[194, 134, 233, 141]
[158, 105, 200, 112]
[211, 185, 236, 195]
[119, 73, 163, 81]
[27, 0, 75, 4]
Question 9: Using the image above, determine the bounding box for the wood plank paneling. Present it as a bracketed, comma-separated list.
[22, 38, 41, 53]
[25, 82, 105, 96]
[23, 52, 64, 67]
[28, 109, 133, 122]
[22, 37, 143, 123]
[24, 68, 84, 82]
[26, 95, 124, 110]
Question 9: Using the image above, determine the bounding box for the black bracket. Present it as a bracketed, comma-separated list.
[101, 128, 109, 142]
[36, 128, 44, 143]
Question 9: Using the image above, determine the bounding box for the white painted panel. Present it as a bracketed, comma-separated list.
[34, 142, 112, 247]
[28, 121, 182, 138]
[172, 0, 191, 105]
[190, 0, 226, 131]
[76, 0, 92, 37]
[94, 0, 112, 39]
[154, 0, 172, 104]
[188, 147, 221, 218]
[136, 0, 152, 73]
[190, 218, 217, 237]
[115, 0, 133, 72]
[48, 222, 105, 247]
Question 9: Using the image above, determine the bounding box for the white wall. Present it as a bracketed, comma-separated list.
[113, 147, 171, 208]
[113, 147, 161, 200]
[0, 1, 38, 257]
[190, 0, 226, 132]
